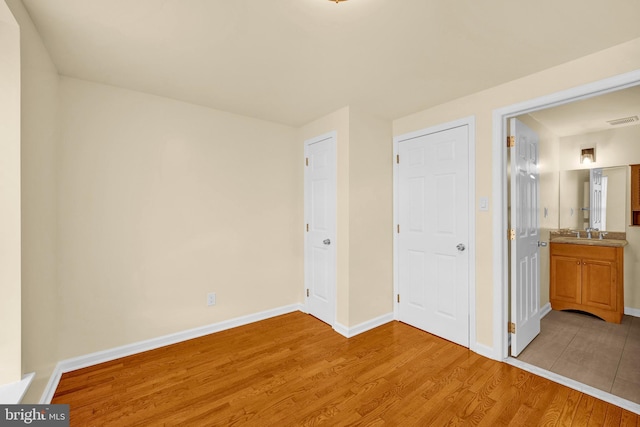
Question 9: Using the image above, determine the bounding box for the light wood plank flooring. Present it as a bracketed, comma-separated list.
[516, 310, 640, 405]
[53, 312, 639, 426]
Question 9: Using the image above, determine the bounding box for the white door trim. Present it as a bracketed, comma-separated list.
[304, 131, 337, 327]
[492, 69, 640, 361]
[393, 116, 477, 350]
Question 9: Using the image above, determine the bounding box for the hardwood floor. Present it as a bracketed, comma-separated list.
[52, 312, 639, 426]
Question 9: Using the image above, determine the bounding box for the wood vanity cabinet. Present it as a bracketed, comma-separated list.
[550, 242, 623, 323]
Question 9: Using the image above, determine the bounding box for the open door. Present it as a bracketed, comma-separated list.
[509, 118, 541, 356]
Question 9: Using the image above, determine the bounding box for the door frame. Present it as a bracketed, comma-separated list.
[303, 131, 338, 327]
[393, 116, 477, 350]
[492, 69, 640, 360]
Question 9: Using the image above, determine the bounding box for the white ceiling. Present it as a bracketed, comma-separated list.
[20, 0, 640, 126]
[528, 85, 640, 137]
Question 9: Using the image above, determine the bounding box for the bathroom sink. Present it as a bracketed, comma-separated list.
[550, 237, 628, 247]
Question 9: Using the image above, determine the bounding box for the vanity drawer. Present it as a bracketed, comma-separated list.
[550, 242, 617, 261]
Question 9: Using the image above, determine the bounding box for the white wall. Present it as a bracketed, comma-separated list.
[0, 0, 21, 387]
[56, 77, 302, 359]
[5, 0, 61, 403]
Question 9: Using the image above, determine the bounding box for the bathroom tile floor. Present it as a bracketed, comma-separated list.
[516, 309, 640, 404]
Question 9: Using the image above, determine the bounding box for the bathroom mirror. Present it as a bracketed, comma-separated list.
[558, 165, 627, 232]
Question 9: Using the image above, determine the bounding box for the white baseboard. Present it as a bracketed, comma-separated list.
[40, 303, 304, 403]
[334, 312, 394, 338]
[540, 302, 552, 318]
[471, 342, 498, 360]
[0, 373, 35, 404]
[625, 307, 640, 318]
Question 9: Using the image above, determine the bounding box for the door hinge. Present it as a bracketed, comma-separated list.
[397, 224, 400, 233]
[397, 294, 400, 303]
[306, 223, 309, 232]
[305, 157, 309, 166]
[508, 322, 516, 334]
[306, 289, 309, 297]
[396, 154, 400, 164]
[508, 229, 515, 240]
[507, 136, 515, 148]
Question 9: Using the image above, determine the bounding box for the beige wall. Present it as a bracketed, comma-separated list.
[604, 167, 626, 233]
[558, 169, 590, 230]
[0, 0, 21, 386]
[298, 107, 393, 327]
[9, 6, 640, 399]
[348, 108, 393, 326]
[393, 37, 640, 348]
[559, 125, 640, 171]
[56, 77, 302, 359]
[5, 0, 61, 403]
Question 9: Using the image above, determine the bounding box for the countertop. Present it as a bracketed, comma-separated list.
[550, 237, 628, 247]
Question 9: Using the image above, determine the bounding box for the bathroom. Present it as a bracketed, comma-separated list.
[512, 84, 640, 405]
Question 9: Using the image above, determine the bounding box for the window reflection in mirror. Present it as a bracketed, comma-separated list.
[558, 166, 627, 232]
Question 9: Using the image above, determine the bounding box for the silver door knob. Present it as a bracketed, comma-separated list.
[323, 239, 331, 245]
[457, 243, 465, 252]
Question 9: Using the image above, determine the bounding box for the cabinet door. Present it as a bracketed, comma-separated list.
[551, 255, 581, 303]
[632, 165, 640, 211]
[582, 259, 617, 311]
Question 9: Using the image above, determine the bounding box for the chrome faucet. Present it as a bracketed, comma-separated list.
[600, 231, 608, 240]
[585, 227, 599, 239]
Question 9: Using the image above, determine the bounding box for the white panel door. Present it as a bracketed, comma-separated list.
[509, 118, 541, 356]
[398, 125, 469, 347]
[304, 133, 336, 326]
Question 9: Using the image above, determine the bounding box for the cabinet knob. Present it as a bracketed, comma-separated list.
[577, 261, 580, 265]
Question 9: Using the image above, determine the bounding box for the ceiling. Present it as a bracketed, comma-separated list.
[19, 0, 640, 126]
[528, 85, 640, 137]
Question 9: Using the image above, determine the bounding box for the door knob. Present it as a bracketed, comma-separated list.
[323, 239, 331, 245]
[456, 243, 465, 252]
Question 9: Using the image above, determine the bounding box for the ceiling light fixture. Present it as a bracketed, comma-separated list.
[329, 0, 348, 3]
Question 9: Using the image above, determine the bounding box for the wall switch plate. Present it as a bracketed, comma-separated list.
[479, 197, 489, 211]
[207, 292, 216, 306]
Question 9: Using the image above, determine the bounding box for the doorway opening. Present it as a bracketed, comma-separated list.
[493, 70, 640, 411]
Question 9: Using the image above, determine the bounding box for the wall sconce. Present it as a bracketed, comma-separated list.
[580, 148, 595, 164]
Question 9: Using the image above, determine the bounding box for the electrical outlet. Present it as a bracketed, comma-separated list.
[207, 292, 216, 306]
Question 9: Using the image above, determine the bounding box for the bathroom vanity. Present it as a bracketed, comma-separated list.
[550, 237, 627, 324]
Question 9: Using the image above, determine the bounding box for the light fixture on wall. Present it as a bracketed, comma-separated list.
[580, 147, 595, 164]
